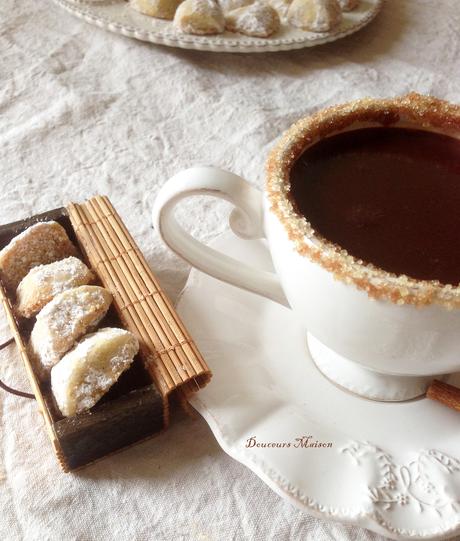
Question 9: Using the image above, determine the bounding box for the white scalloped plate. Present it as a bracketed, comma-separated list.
[52, 0, 383, 53]
[177, 232, 460, 540]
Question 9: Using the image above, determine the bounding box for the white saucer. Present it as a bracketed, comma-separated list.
[52, 0, 383, 53]
[177, 232, 460, 541]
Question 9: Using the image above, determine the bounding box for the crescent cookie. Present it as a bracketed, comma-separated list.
[16, 257, 94, 318]
[130, 0, 183, 20]
[287, 0, 342, 32]
[51, 328, 139, 417]
[225, 2, 280, 37]
[30, 285, 112, 378]
[0, 221, 77, 291]
[268, 0, 292, 23]
[174, 0, 225, 35]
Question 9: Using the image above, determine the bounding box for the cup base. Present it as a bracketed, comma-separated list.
[307, 333, 443, 402]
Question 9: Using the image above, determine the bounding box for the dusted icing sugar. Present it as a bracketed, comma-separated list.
[30, 285, 112, 377]
[16, 256, 94, 318]
[174, 0, 225, 34]
[225, 2, 280, 37]
[51, 327, 139, 417]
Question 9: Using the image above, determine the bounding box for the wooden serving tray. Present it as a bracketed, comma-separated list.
[0, 197, 211, 472]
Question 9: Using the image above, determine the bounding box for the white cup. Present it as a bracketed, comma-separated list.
[152, 94, 460, 401]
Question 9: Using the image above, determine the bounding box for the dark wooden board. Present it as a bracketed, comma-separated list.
[54, 385, 164, 470]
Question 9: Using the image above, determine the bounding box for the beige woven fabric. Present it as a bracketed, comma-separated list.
[1, 0, 460, 539]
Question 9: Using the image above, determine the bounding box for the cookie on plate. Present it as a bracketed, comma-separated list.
[130, 0, 183, 20]
[174, 0, 225, 35]
[287, 0, 342, 32]
[225, 2, 280, 37]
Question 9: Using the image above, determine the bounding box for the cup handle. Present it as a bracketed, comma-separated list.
[152, 166, 287, 306]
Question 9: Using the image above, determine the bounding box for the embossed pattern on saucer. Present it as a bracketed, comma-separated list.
[177, 232, 460, 541]
[51, 0, 383, 53]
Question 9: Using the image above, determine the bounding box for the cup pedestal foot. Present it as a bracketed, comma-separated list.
[307, 333, 442, 402]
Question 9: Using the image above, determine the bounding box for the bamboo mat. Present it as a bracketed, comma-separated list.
[67, 196, 211, 400]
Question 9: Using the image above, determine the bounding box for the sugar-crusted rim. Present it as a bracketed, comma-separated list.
[266, 93, 460, 309]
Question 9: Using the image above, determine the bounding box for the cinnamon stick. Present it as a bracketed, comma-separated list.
[426, 379, 460, 412]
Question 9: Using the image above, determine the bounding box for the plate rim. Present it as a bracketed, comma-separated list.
[189, 394, 460, 541]
[51, 0, 384, 53]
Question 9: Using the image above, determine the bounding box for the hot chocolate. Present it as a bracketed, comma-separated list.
[289, 127, 460, 285]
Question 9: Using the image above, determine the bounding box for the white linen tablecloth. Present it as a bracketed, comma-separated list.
[1, 1, 460, 539]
